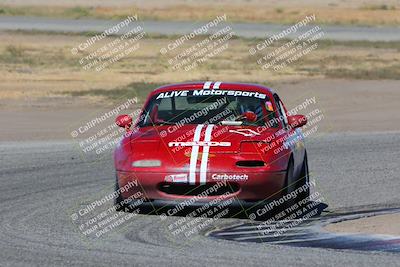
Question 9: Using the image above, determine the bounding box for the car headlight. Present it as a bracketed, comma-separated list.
[132, 160, 161, 167]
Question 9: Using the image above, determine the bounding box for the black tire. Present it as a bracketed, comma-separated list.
[114, 174, 126, 212]
[283, 157, 296, 210]
[296, 153, 310, 203]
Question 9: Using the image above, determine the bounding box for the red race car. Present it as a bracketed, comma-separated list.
[114, 82, 309, 213]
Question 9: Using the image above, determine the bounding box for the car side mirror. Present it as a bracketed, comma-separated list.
[287, 115, 307, 129]
[116, 114, 132, 132]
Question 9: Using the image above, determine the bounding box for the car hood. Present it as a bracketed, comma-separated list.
[129, 124, 276, 159]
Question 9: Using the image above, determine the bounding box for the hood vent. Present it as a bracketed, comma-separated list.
[236, 160, 265, 167]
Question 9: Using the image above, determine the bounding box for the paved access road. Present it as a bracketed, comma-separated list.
[0, 16, 399, 41]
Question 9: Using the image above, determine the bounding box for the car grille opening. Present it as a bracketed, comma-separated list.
[158, 182, 240, 196]
[236, 160, 265, 167]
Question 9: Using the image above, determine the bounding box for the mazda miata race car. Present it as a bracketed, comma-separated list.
[113, 82, 310, 213]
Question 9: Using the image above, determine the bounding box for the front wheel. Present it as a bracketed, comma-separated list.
[296, 153, 310, 203]
[283, 158, 296, 210]
[114, 174, 126, 212]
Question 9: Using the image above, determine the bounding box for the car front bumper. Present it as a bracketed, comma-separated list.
[116, 170, 286, 204]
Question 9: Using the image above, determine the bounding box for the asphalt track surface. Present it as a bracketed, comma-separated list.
[1, 16, 400, 41]
[210, 207, 400, 252]
[0, 131, 399, 266]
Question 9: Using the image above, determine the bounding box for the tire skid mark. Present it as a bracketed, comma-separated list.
[208, 207, 400, 253]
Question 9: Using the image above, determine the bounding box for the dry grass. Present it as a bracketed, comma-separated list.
[0, 3, 400, 26]
[0, 31, 399, 103]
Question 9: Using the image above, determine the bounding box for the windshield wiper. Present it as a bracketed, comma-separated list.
[153, 120, 176, 125]
[220, 121, 243, 126]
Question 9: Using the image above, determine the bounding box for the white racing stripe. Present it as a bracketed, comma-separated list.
[189, 124, 204, 184]
[213, 81, 222, 89]
[200, 124, 214, 184]
[203, 81, 212, 89]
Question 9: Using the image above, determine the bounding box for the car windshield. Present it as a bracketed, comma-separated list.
[138, 90, 278, 127]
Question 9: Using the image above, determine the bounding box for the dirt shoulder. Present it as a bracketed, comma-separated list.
[0, 30, 399, 101]
[1, 78, 399, 141]
[325, 213, 400, 236]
